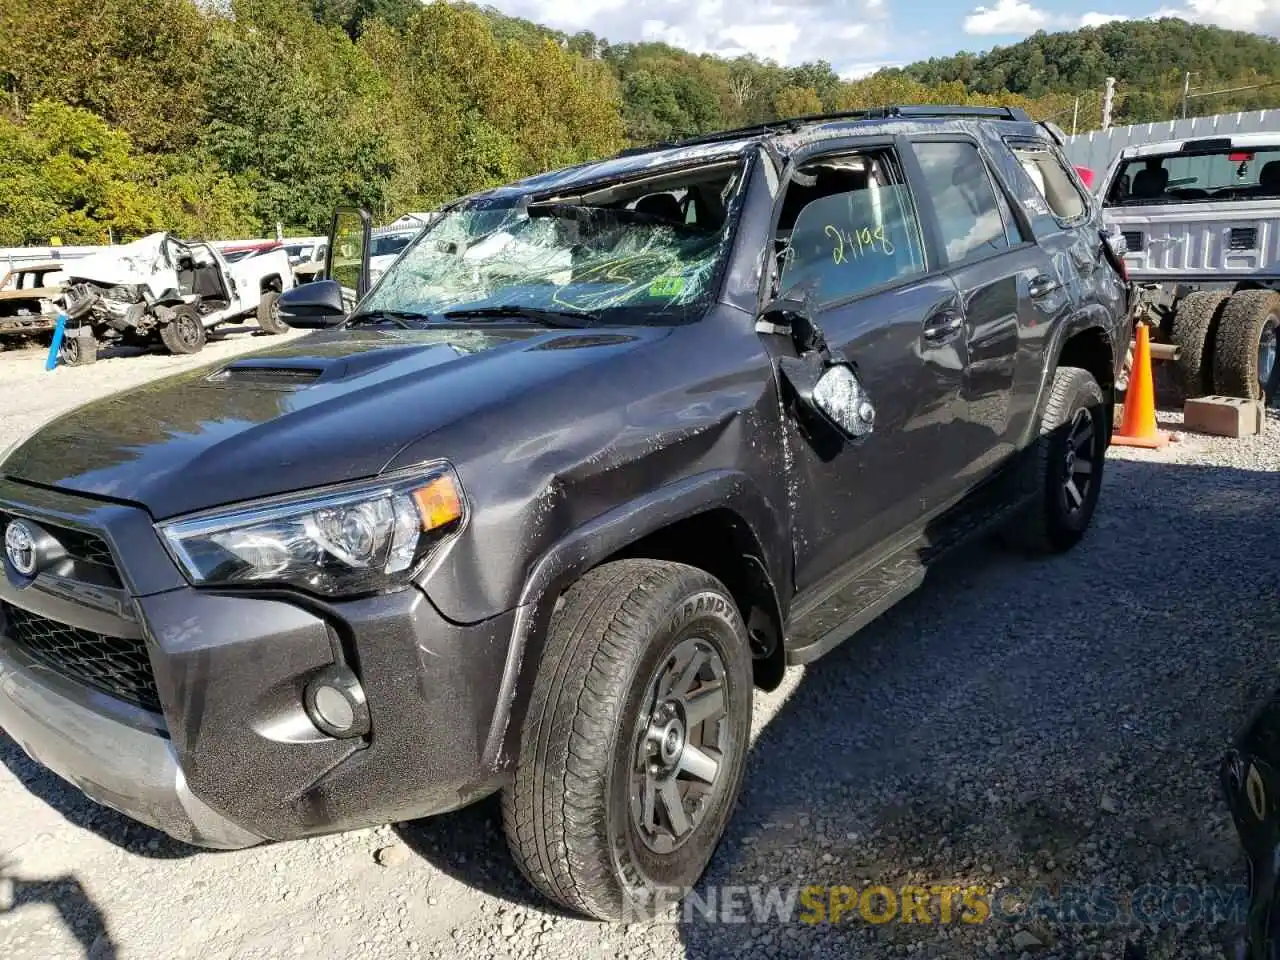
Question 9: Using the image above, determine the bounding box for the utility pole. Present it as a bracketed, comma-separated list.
[1101, 76, 1116, 130]
[1181, 71, 1194, 119]
[1071, 96, 1079, 136]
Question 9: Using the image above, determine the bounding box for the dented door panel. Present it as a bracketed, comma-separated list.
[773, 273, 968, 594]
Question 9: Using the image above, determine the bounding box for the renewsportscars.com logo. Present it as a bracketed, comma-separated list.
[619, 883, 1251, 927]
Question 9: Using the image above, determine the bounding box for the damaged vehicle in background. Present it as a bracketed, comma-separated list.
[58, 232, 295, 364]
[0, 261, 66, 351]
[0, 106, 1127, 923]
[1100, 134, 1280, 405]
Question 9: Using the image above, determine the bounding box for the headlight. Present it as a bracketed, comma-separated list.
[158, 463, 466, 597]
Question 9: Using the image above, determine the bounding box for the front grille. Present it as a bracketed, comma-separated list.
[1, 602, 160, 713]
[1229, 227, 1258, 250]
[1121, 230, 1144, 252]
[0, 513, 117, 573]
[56, 527, 116, 568]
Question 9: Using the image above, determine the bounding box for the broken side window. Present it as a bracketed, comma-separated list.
[775, 149, 928, 304]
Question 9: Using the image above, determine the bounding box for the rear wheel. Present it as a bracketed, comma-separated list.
[502, 559, 752, 921]
[159, 305, 206, 355]
[1002, 366, 1107, 554]
[257, 290, 288, 335]
[1213, 290, 1280, 402]
[1169, 290, 1228, 398]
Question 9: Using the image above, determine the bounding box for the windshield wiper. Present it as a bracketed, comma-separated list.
[345, 310, 430, 329]
[442, 305, 601, 327]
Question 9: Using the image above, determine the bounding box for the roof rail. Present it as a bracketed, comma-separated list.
[613, 104, 1034, 157]
[864, 104, 1033, 121]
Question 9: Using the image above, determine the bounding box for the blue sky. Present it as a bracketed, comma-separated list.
[485, 0, 1279, 77]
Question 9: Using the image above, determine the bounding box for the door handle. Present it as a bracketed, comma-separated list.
[1029, 275, 1062, 298]
[922, 311, 963, 343]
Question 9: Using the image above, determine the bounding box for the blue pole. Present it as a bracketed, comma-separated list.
[45, 313, 68, 371]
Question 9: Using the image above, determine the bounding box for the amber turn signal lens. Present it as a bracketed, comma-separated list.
[412, 474, 463, 531]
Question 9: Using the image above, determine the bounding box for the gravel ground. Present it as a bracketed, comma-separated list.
[1, 341, 1278, 960]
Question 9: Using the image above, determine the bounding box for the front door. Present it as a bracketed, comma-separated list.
[765, 143, 970, 594]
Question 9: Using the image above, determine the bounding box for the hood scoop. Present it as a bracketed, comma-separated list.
[207, 361, 325, 386]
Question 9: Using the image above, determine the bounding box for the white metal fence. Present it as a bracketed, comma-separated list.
[1062, 109, 1280, 177]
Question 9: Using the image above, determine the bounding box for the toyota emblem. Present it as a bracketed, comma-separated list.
[4, 520, 39, 576]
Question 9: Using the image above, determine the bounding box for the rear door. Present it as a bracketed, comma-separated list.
[907, 135, 1071, 484]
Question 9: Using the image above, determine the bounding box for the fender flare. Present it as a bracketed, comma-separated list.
[480, 469, 786, 770]
[1025, 309, 1119, 444]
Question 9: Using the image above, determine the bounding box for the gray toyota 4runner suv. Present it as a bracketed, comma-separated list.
[0, 106, 1128, 921]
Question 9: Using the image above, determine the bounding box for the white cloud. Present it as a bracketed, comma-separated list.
[839, 60, 904, 79]
[1148, 0, 1280, 32]
[491, 0, 893, 71]
[962, 0, 1052, 34]
[1078, 11, 1130, 25]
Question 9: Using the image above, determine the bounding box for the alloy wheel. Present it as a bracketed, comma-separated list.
[1061, 407, 1096, 516]
[629, 636, 731, 855]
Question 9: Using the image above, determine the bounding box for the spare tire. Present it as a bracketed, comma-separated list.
[159, 304, 207, 355]
[1213, 289, 1280, 401]
[1169, 290, 1228, 399]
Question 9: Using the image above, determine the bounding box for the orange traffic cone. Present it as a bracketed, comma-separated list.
[1112, 323, 1168, 448]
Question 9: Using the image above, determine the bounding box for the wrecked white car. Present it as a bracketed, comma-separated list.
[60, 232, 295, 364]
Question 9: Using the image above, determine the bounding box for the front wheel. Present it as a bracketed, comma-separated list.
[502, 559, 752, 921]
[59, 329, 98, 366]
[1003, 366, 1107, 554]
[159, 305, 206, 355]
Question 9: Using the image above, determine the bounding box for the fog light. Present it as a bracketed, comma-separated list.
[304, 667, 369, 738]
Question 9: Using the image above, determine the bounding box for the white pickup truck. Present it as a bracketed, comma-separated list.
[59, 232, 295, 364]
[1099, 133, 1280, 404]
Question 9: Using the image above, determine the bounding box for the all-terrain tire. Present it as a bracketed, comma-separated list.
[1169, 290, 1228, 398]
[1212, 289, 1280, 401]
[257, 290, 288, 335]
[502, 559, 752, 921]
[1002, 366, 1107, 554]
[159, 305, 207, 355]
[59, 329, 98, 366]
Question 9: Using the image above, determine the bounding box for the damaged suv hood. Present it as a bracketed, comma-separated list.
[2, 326, 667, 519]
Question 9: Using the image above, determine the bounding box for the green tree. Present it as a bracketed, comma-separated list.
[773, 85, 823, 118]
[0, 0, 212, 150]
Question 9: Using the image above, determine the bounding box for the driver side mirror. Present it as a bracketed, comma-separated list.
[777, 353, 876, 443]
[277, 279, 346, 328]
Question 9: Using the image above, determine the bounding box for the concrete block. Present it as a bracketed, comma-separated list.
[1183, 395, 1264, 438]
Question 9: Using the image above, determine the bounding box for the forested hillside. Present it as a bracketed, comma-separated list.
[902, 19, 1280, 123]
[1, 0, 1277, 245]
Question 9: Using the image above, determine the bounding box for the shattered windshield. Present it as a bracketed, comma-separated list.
[354, 161, 746, 326]
[1105, 147, 1280, 205]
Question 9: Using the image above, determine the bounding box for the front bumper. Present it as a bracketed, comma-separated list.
[0, 640, 263, 849]
[0, 478, 518, 847]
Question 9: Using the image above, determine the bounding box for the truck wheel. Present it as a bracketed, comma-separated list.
[1002, 366, 1107, 554]
[257, 291, 288, 335]
[1169, 290, 1228, 398]
[1213, 290, 1280, 401]
[59, 330, 98, 366]
[159, 306, 207, 355]
[502, 559, 752, 921]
